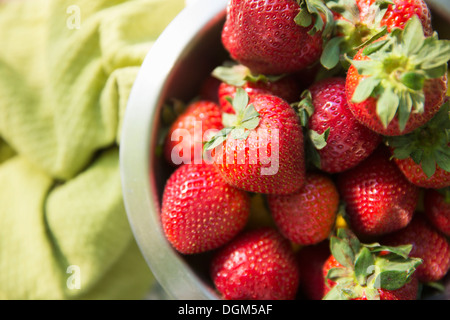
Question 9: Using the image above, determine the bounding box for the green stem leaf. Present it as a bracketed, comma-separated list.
[330, 236, 355, 269]
[354, 247, 375, 286]
[351, 76, 381, 103]
[309, 128, 330, 150]
[321, 36, 344, 70]
[376, 86, 399, 128]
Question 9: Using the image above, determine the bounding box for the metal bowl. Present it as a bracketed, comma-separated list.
[120, 0, 450, 300]
[120, 0, 228, 299]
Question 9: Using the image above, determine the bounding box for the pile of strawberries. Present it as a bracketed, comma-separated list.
[157, 0, 450, 300]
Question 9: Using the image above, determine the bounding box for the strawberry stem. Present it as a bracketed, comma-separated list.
[296, 0, 335, 38]
[324, 228, 423, 300]
[387, 101, 450, 177]
[320, 0, 392, 70]
[204, 89, 260, 151]
[348, 16, 450, 131]
[212, 62, 286, 87]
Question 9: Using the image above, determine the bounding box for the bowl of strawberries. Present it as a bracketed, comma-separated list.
[121, 0, 450, 300]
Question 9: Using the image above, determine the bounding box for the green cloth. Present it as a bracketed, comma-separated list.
[0, 0, 185, 299]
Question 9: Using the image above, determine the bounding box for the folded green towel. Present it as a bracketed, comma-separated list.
[0, 0, 185, 299]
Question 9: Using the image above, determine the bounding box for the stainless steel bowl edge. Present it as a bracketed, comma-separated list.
[120, 0, 229, 300]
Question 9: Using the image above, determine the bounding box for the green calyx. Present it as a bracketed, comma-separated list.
[387, 101, 450, 178]
[291, 90, 330, 169]
[295, 0, 335, 38]
[211, 63, 285, 87]
[348, 16, 450, 131]
[204, 88, 260, 151]
[291, 89, 315, 127]
[320, 0, 392, 70]
[323, 228, 423, 300]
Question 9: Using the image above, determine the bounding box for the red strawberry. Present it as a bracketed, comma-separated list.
[267, 172, 339, 245]
[210, 227, 300, 300]
[344, 17, 449, 136]
[296, 240, 330, 300]
[424, 188, 450, 237]
[322, 0, 433, 69]
[382, 214, 450, 283]
[322, 228, 422, 300]
[295, 77, 381, 173]
[163, 100, 223, 166]
[212, 63, 303, 114]
[221, 0, 333, 75]
[336, 145, 419, 236]
[160, 163, 250, 254]
[387, 101, 450, 189]
[358, 0, 432, 33]
[205, 88, 305, 195]
[394, 157, 450, 189]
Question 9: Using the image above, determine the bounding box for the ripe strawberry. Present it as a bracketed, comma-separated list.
[424, 188, 450, 237]
[295, 77, 381, 173]
[357, 0, 432, 34]
[382, 214, 450, 283]
[336, 145, 419, 236]
[205, 88, 305, 195]
[296, 240, 331, 300]
[322, 228, 422, 300]
[267, 172, 339, 245]
[393, 157, 450, 189]
[210, 227, 300, 300]
[221, 0, 334, 75]
[322, 0, 433, 69]
[344, 17, 450, 136]
[163, 100, 223, 166]
[160, 163, 250, 254]
[212, 63, 303, 114]
[387, 101, 450, 189]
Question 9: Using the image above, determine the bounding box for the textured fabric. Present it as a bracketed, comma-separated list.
[0, 0, 184, 299]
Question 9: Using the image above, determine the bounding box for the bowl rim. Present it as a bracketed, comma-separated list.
[120, 0, 450, 301]
[119, 0, 229, 300]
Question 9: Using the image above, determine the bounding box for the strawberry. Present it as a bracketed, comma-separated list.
[387, 101, 450, 189]
[382, 213, 450, 283]
[205, 88, 305, 195]
[344, 16, 450, 136]
[160, 163, 250, 254]
[321, 0, 433, 69]
[393, 157, 450, 189]
[163, 100, 223, 166]
[210, 227, 300, 300]
[212, 63, 303, 114]
[221, 0, 334, 75]
[424, 188, 450, 237]
[322, 228, 422, 300]
[357, 0, 432, 34]
[267, 172, 339, 245]
[336, 145, 419, 236]
[294, 77, 382, 173]
[296, 240, 331, 300]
